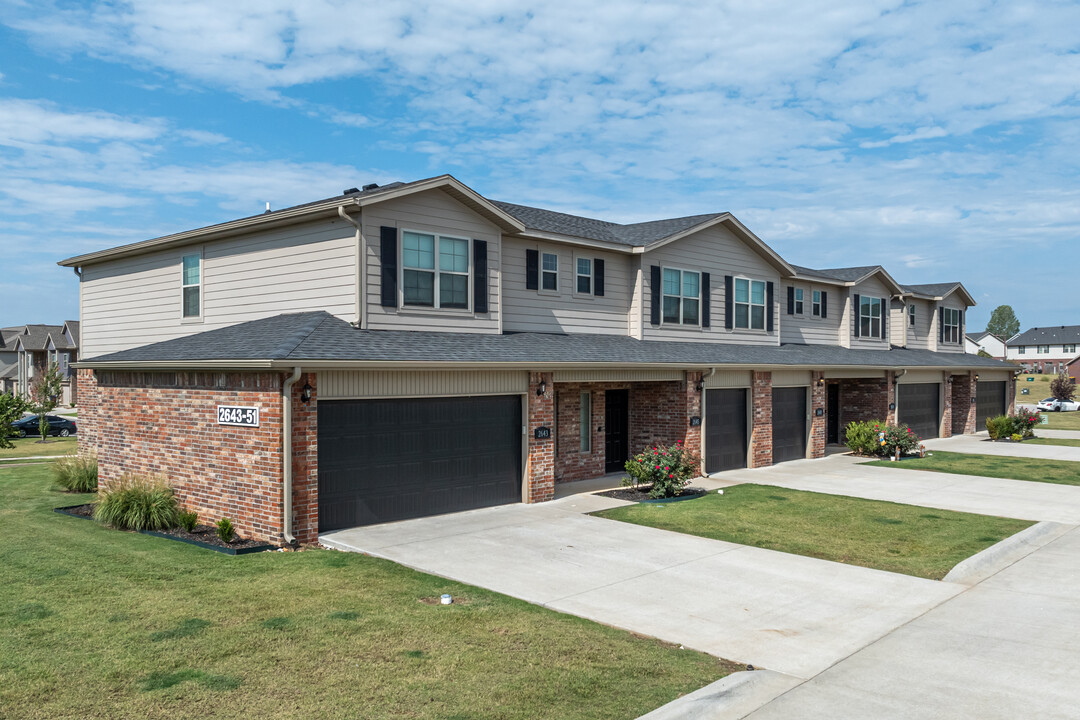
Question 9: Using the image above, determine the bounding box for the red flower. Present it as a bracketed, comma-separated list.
[669, 473, 674, 478]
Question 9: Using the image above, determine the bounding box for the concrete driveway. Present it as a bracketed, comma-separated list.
[922, 432, 1080, 461]
[321, 494, 960, 680]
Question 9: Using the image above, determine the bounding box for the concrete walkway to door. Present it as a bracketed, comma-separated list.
[321, 494, 960, 680]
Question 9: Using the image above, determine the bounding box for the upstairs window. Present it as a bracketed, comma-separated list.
[1064, 344, 1076, 353]
[812, 290, 822, 317]
[541, 252, 558, 291]
[402, 231, 469, 309]
[794, 288, 804, 314]
[942, 307, 961, 344]
[859, 296, 883, 338]
[1018, 346, 1026, 354]
[576, 257, 592, 295]
[735, 278, 766, 330]
[908, 304, 916, 327]
[182, 253, 201, 318]
[1037, 344, 1050, 354]
[663, 268, 700, 325]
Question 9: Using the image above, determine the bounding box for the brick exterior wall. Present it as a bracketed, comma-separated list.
[526, 372, 555, 502]
[554, 384, 608, 483]
[940, 372, 954, 438]
[290, 373, 318, 544]
[810, 371, 826, 459]
[951, 372, 976, 436]
[750, 372, 772, 468]
[838, 377, 890, 424]
[77, 368, 304, 545]
[629, 381, 689, 453]
[1006, 375, 1017, 414]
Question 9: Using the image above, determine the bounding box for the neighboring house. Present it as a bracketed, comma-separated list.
[1005, 325, 1080, 374]
[0, 326, 20, 395]
[4, 322, 80, 405]
[965, 331, 1006, 359]
[1066, 356, 1080, 381]
[61, 174, 1014, 546]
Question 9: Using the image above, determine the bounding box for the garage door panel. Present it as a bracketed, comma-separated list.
[898, 384, 940, 440]
[976, 381, 1006, 429]
[772, 387, 808, 464]
[705, 388, 748, 473]
[319, 395, 522, 531]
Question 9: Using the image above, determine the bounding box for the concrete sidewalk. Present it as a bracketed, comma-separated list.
[922, 433, 1080, 461]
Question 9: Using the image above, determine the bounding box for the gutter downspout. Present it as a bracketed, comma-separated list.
[282, 366, 302, 545]
[338, 206, 364, 329]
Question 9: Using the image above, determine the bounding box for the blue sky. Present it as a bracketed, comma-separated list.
[2, 0, 1079, 332]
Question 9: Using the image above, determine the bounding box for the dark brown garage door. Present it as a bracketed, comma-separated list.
[705, 388, 747, 473]
[898, 383, 940, 440]
[976, 381, 1006, 429]
[318, 395, 522, 531]
[772, 387, 807, 464]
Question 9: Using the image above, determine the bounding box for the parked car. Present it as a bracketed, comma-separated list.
[1037, 398, 1080, 412]
[9, 414, 77, 437]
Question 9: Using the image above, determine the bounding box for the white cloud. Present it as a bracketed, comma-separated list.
[0, 97, 164, 145]
[860, 126, 948, 149]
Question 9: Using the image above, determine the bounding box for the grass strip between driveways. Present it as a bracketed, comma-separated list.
[0, 464, 734, 720]
[593, 484, 1031, 580]
[0, 436, 77, 459]
[1025, 437, 1080, 448]
[1041, 412, 1080, 431]
[864, 450, 1080, 487]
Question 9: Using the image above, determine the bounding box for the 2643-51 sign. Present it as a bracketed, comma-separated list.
[217, 405, 260, 428]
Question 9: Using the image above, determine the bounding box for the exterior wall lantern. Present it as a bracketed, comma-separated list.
[300, 382, 313, 404]
[536, 380, 547, 396]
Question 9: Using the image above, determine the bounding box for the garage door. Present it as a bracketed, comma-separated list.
[772, 387, 807, 464]
[976, 381, 1006, 429]
[705, 388, 747, 473]
[318, 395, 522, 531]
[898, 383, 940, 440]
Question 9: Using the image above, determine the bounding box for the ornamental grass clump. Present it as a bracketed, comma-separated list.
[53, 452, 98, 493]
[93, 473, 179, 531]
[623, 441, 702, 499]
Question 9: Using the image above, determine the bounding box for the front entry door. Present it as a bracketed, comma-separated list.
[605, 390, 629, 472]
[826, 383, 840, 444]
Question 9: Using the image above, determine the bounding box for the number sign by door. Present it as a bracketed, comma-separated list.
[534, 426, 552, 440]
[217, 406, 260, 428]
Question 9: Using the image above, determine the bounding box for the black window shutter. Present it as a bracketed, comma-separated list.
[473, 239, 488, 314]
[766, 282, 775, 332]
[594, 258, 605, 297]
[821, 291, 828, 319]
[702, 272, 711, 328]
[853, 294, 861, 337]
[939, 306, 945, 343]
[724, 275, 734, 329]
[525, 249, 539, 290]
[380, 226, 397, 308]
[881, 297, 888, 340]
[787, 286, 794, 315]
[650, 266, 662, 326]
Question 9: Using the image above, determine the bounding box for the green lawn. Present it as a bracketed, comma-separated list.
[1041, 412, 1080, 431]
[592, 484, 1030, 580]
[0, 436, 77, 459]
[864, 450, 1080, 487]
[1026, 437, 1080, 448]
[0, 465, 732, 720]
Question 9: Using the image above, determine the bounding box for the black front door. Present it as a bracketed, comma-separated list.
[826, 383, 840, 444]
[772, 387, 808, 464]
[705, 388, 747, 473]
[605, 390, 629, 472]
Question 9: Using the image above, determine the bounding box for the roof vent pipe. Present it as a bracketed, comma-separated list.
[265, 202, 271, 213]
[343, 187, 359, 195]
[362, 183, 379, 191]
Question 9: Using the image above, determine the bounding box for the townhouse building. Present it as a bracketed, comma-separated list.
[1006, 326, 1080, 374]
[0, 322, 80, 404]
[62, 175, 1014, 545]
[965, 331, 1006, 359]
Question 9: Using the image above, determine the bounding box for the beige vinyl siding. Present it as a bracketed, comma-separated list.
[935, 294, 968, 354]
[501, 238, 631, 335]
[319, 369, 528, 399]
[363, 188, 501, 334]
[772, 369, 812, 386]
[703, 369, 751, 388]
[898, 369, 943, 384]
[890, 299, 907, 347]
[80, 218, 357, 358]
[552, 369, 683, 382]
[978, 370, 1012, 382]
[641, 225, 780, 345]
[846, 276, 892, 350]
[780, 282, 841, 345]
[905, 297, 934, 350]
[628, 256, 644, 339]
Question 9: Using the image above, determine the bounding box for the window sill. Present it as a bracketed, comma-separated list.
[180, 317, 204, 325]
[658, 322, 704, 331]
[397, 306, 477, 317]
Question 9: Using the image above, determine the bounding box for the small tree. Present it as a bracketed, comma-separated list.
[0, 392, 32, 449]
[1050, 372, 1076, 402]
[986, 305, 1020, 339]
[977, 348, 992, 358]
[29, 363, 63, 443]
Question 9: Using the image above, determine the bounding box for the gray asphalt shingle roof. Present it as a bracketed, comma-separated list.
[83, 312, 1011, 371]
[13, 324, 65, 352]
[1010, 325, 1080, 347]
[789, 265, 883, 283]
[902, 283, 961, 297]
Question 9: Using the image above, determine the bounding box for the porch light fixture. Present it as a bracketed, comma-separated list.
[300, 382, 313, 404]
[974, 374, 979, 381]
[696, 379, 706, 392]
[816, 377, 825, 387]
[537, 380, 547, 396]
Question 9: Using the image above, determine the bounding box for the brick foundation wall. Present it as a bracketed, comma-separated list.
[79, 369, 292, 544]
[750, 372, 772, 468]
[951, 372, 976, 435]
[810, 372, 826, 458]
[526, 372, 555, 502]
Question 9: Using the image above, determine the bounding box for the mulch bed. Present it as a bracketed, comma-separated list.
[595, 485, 705, 503]
[55, 503, 270, 551]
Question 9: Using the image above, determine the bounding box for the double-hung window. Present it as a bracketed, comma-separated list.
[541, 252, 558, 291]
[576, 257, 592, 295]
[859, 296, 883, 338]
[1064, 344, 1076, 353]
[1037, 344, 1050, 354]
[402, 231, 469, 309]
[794, 288, 804, 314]
[181, 253, 201, 318]
[662, 268, 700, 325]
[812, 290, 821, 317]
[1018, 346, 1026, 355]
[734, 278, 766, 330]
[908, 304, 916, 327]
[942, 307, 960, 344]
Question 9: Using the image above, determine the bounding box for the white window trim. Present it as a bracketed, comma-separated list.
[1065, 344, 1076, 353]
[908, 304, 916, 327]
[1018, 346, 1026, 355]
[1037, 344, 1049, 354]
[811, 289, 821, 318]
[574, 254, 594, 298]
[579, 391, 591, 452]
[942, 307, 960, 344]
[181, 249, 203, 323]
[859, 296, 883, 339]
[400, 229, 473, 311]
[661, 266, 702, 327]
[793, 287, 805, 315]
[538, 250, 559, 296]
[733, 276, 767, 331]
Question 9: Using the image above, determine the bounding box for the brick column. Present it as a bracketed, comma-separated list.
[750, 371, 773, 468]
[810, 371, 826, 458]
[885, 371, 897, 426]
[941, 372, 954, 438]
[684, 371, 703, 467]
[1006, 374, 1017, 414]
[75, 368, 99, 458]
[291, 372, 318, 544]
[951, 371, 976, 435]
[526, 372, 555, 503]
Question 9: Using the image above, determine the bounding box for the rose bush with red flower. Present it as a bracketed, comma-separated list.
[623, 441, 703, 498]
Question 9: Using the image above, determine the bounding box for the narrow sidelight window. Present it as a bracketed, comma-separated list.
[541, 252, 558, 291]
[812, 289, 821, 317]
[908, 303, 916, 327]
[794, 288, 804, 314]
[182, 253, 201, 318]
[662, 268, 700, 325]
[576, 257, 592, 295]
[579, 392, 591, 452]
[734, 277, 766, 329]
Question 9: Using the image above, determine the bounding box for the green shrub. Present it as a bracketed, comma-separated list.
[880, 423, 922, 456]
[844, 420, 883, 456]
[52, 453, 98, 493]
[986, 415, 1005, 440]
[177, 511, 199, 532]
[216, 518, 236, 543]
[1012, 408, 1040, 437]
[623, 441, 702, 498]
[1010, 433, 1023, 442]
[94, 474, 178, 531]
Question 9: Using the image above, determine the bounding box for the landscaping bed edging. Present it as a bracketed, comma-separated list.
[53, 504, 276, 555]
[595, 486, 707, 504]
